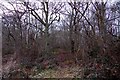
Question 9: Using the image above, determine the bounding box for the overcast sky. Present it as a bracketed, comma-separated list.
[0, 0, 119, 8]
[0, 0, 119, 4]
[0, 0, 119, 16]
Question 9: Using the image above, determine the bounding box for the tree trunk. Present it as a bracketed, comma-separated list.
[44, 2, 50, 56]
[44, 24, 50, 56]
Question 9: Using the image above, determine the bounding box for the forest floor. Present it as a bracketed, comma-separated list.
[2, 54, 84, 78]
[3, 60, 83, 78]
[30, 65, 82, 78]
[2, 53, 120, 78]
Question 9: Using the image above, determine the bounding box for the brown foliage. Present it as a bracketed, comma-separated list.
[54, 50, 76, 67]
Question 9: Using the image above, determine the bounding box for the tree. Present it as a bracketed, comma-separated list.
[23, 1, 64, 57]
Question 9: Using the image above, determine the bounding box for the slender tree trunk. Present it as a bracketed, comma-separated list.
[96, 2, 107, 54]
[69, 7, 75, 54]
[44, 24, 50, 56]
[44, 2, 50, 56]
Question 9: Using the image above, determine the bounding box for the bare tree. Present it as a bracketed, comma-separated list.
[23, 1, 64, 57]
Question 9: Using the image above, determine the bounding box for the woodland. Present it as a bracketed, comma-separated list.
[1, 0, 120, 79]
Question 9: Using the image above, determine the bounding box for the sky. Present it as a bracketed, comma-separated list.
[0, 0, 119, 4]
[0, 0, 119, 8]
[0, 0, 119, 16]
